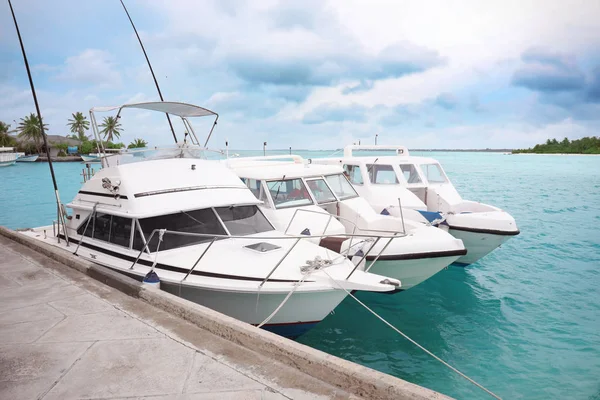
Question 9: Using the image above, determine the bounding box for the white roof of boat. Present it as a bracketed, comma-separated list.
[227, 160, 343, 180]
[0, 147, 15, 152]
[90, 102, 217, 118]
[318, 154, 441, 165]
[71, 158, 260, 217]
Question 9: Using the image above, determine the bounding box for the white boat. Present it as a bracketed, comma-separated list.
[0, 147, 17, 167]
[225, 156, 467, 290]
[314, 145, 520, 266]
[16, 153, 39, 162]
[21, 102, 399, 338]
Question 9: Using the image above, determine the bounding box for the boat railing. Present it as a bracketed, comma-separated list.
[128, 228, 401, 287]
[81, 145, 228, 167]
[283, 207, 407, 237]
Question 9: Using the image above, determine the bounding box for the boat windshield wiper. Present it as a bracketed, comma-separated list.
[367, 157, 379, 181]
[273, 175, 286, 202]
[180, 210, 206, 227]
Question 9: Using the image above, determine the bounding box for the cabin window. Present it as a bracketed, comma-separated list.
[215, 205, 274, 235]
[242, 178, 262, 200]
[420, 163, 447, 183]
[399, 164, 422, 184]
[267, 178, 313, 209]
[367, 164, 399, 184]
[77, 213, 132, 248]
[325, 174, 358, 200]
[343, 164, 364, 185]
[306, 178, 337, 204]
[135, 208, 227, 251]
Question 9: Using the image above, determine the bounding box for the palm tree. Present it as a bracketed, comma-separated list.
[128, 138, 148, 149]
[99, 116, 122, 143]
[67, 112, 90, 142]
[0, 121, 9, 134]
[0, 122, 15, 147]
[18, 113, 47, 153]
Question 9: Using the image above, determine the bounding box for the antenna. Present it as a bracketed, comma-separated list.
[119, 0, 178, 143]
[8, 0, 69, 244]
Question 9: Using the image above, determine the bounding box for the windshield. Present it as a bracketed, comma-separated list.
[399, 164, 422, 184]
[215, 206, 274, 235]
[267, 178, 313, 209]
[420, 163, 447, 183]
[325, 174, 358, 200]
[306, 178, 337, 204]
[367, 164, 399, 184]
[135, 208, 227, 251]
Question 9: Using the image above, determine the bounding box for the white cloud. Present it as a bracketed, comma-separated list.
[56, 49, 121, 87]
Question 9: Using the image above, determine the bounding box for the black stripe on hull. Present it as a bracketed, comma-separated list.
[448, 225, 520, 236]
[61, 235, 313, 283]
[78, 190, 128, 200]
[365, 248, 468, 261]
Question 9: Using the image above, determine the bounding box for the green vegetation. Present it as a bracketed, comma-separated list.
[513, 136, 600, 154]
[128, 138, 148, 149]
[67, 112, 90, 142]
[99, 116, 122, 142]
[0, 122, 17, 147]
[3, 113, 147, 156]
[17, 114, 48, 154]
[80, 140, 125, 155]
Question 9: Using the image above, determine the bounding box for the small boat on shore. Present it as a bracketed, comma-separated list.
[315, 145, 520, 266]
[0, 147, 17, 167]
[16, 153, 39, 162]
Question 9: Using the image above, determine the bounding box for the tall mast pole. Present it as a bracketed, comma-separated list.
[119, 0, 178, 143]
[8, 0, 69, 244]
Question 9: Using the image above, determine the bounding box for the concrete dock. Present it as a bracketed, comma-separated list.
[0, 228, 448, 400]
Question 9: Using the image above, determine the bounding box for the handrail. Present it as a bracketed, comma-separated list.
[126, 228, 400, 286]
[345, 236, 381, 280]
[73, 202, 98, 256]
[283, 208, 406, 237]
[182, 237, 217, 281]
[259, 237, 301, 288]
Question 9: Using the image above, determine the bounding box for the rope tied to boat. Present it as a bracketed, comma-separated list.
[320, 269, 503, 400]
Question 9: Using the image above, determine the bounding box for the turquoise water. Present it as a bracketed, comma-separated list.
[1, 152, 599, 399]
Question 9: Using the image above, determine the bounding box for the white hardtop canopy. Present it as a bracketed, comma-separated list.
[327, 154, 441, 165]
[0, 147, 15, 152]
[71, 158, 260, 218]
[225, 156, 344, 180]
[343, 144, 410, 157]
[90, 101, 217, 118]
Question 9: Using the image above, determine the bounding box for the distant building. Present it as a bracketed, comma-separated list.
[18, 135, 81, 157]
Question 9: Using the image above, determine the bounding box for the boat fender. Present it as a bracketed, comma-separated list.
[143, 270, 161, 290]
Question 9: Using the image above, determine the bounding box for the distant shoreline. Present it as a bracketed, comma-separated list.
[511, 153, 600, 156]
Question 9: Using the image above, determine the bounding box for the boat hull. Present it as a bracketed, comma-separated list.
[16, 155, 39, 162]
[85, 256, 345, 339]
[365, 254, 462, 290]
[0, 160, 16, 167]
[449, 228, 515, 265]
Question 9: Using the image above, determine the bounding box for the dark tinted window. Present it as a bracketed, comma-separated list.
[215, 206, 274, 235]
[77, 213, 132, 248]
[135, 208, 227, 251]
[110, 216, 132, 247]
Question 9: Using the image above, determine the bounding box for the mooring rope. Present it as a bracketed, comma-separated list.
[322, 269, 503, 400]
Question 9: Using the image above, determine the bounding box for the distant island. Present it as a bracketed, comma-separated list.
[513, 136, 600, 154]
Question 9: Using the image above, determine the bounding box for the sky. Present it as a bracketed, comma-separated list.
[1, 0, 599, 150]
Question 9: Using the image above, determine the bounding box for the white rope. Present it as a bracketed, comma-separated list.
[322, 269, 503, 400]
[256, 273, 312, 328]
